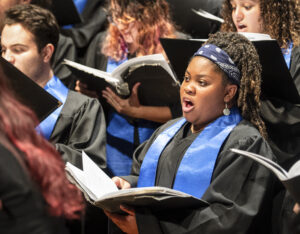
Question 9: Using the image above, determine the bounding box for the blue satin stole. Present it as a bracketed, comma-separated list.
[105, 57, 160, 176]
[281, 41, 293, 69]
[106, 113, 160, 176]
[38, 76, 69, 140]
[137, 107, 242, 198]
[106, 57, 127, 73]
[73, 0, 87, 14]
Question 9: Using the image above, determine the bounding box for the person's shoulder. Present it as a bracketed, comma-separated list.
[224, 119, 268, 150]
[292, 45, 300, 56]
[232, 119, 262, 137]
[62, 90, 101, 113]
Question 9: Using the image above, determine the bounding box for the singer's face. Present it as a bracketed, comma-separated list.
[1, 23, 45, 82]
[115, 20, 138, 45]
[230, 0, 263, 33]
[180, 57, 228, 132]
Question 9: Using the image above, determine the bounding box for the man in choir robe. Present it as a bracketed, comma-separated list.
[0, 4, 107, 170]
[0, 0, 77, 88]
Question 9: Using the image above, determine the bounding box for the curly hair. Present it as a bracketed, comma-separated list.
[102, 0, 177, 61]
[0, 64, 84, 219]
[205, 32, 267, 138]
[221, 0, 300, 49]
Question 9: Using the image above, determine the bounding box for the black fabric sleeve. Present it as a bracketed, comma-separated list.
[52, 34, 77, 88]
[50, 91, 107, 172]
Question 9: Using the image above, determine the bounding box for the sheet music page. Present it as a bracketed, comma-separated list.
[111, 54, 178, 83]
[82, 151, 118, 198]
[288, 160, 300, 178]
[230, 148, 288, 180]
[238, 32, 273, 41]
[63, 59, 121, 84]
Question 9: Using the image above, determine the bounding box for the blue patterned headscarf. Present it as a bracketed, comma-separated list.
[194, 44, 241, 85]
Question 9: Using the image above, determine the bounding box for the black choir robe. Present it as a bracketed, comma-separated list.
[52, 34, 77, 88]
[121, 119, 276, 234]
[49, 90, 109, 234]
[61, 0, 107, 53]
[50, 90, 107, 171]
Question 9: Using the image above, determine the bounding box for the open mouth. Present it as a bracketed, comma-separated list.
[182, 97, 194, 113]
[237, 24, 247, 31]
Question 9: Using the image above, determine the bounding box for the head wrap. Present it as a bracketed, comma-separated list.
[194, 44, 241, 85]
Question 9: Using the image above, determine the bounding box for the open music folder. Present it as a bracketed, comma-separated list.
[65, 151, 209, 214]
[0, 57, 61, 122]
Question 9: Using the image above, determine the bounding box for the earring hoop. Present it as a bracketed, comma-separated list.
[223, 103, 230, 116]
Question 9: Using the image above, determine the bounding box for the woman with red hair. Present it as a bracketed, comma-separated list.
[0, 65, 84, 233]
[76, 0, 184, 178]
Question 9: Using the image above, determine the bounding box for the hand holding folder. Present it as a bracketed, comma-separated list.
[65, 152, 208, 214]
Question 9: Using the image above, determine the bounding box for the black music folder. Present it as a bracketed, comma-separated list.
[66, 151, 209, 214]
[0, 57, 61, 122]
[231, 148, 300, 204]
[160, 37, 300, 104]
[63, 54, 180, 106]
[51, 0, 83, 26]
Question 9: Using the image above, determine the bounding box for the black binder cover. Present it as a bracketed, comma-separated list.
[160, 38, 300, 104]
[92, 189, 209, 214]
[65, 63, 180, 107]
[0, 57, 61, 122]
[123, 65, 180, 106]
[51, 0, 83, 26]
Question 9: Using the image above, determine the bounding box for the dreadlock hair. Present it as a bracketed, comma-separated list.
[205, 32, 267, 138]
[221, 0, 300, 49]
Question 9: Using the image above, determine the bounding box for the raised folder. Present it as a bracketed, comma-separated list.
[0, 57, 61, 122]
[160, 35, 300, 104]
[65, 151, 208, 214]
[63, 54, 181, 106]
[231, 148, 300, 204]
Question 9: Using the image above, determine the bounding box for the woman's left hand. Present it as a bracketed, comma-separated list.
[104, 205, 138, 234]
[102, 83, 141, 118]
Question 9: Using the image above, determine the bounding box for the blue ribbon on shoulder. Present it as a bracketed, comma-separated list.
[37, 76, 69, 140]
[281, 41, 293, 69]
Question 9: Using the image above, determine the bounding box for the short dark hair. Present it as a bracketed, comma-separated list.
[3, 4, 59, 52]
